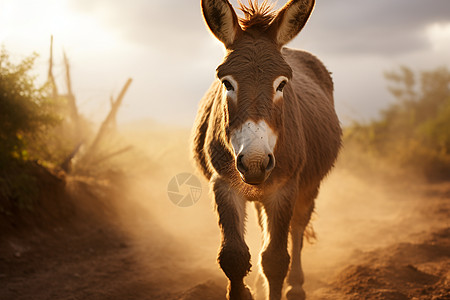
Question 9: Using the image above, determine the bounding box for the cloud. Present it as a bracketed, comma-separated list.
[295, 0, 450, 56]
[65, 0, 227, 125]
[69, 1, 209, 54]
[59, 0, 450, 125]
[68, 0, 450, 58]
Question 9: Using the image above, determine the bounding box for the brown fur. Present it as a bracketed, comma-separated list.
[193, 1, 341, 299]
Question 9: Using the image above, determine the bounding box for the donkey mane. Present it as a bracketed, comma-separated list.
[238, 0, 276, 30]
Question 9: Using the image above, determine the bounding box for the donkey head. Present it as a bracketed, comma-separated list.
[202, 0, 315, 185]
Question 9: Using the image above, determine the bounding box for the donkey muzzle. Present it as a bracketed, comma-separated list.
[230, 119, 278, 185]
[236, 151, 275, 185]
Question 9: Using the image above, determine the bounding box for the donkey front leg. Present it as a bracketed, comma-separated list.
[212, 176, 253, 300]
[286, 187, 317, 300]
[285, 226, 306, 300]
[261, 193, 295, 300]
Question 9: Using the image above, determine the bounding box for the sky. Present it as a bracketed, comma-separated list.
[1, 0, 450, 126]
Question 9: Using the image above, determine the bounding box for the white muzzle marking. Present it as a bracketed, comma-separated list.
[230, 119, 277, 184]
[230, 120, 277, 158]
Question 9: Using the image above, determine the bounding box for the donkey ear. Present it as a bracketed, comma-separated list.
[201, 0, 242, 48]
[269, 0, 315, 46]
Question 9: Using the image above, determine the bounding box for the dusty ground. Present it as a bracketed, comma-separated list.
[0, 128, 449, 300]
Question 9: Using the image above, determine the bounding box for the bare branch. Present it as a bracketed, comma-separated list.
[47, 35, 58, 99]
[63, 51, 80, 124]
[88, 78, 133, 153]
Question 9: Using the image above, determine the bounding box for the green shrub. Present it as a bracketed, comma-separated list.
[344, 66, 450, 181]
[0, 48, 59, 211]
[0, 48, 59, 165]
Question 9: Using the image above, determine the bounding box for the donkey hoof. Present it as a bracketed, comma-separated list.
[286, 285, 306, 300]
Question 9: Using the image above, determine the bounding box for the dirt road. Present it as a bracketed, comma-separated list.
[0, 131, 449, 299]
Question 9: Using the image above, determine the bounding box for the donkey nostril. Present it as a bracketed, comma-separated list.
[236, 154, 248, 173]
[266, 154, 275, 172]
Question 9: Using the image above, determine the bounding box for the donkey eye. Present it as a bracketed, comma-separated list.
[222, 80, 234, 92]
[276, 80, 287, 92]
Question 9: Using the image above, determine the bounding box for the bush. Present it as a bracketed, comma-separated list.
[0, 48, 59, 165]
[344, 66, 450, 181]
[0, 48, 59, 211]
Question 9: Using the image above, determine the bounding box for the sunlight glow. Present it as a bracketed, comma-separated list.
[0, 0, 123, 57]
[427, 22, 450, 52]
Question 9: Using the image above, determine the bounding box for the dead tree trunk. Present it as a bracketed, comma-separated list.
[88, 78, 133, 155]
[46, 37, 132, 172]
[48, 35, 58, 99]
[63, 51, 80, 128]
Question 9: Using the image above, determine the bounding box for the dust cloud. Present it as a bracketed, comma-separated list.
[93, 121, 449, 299]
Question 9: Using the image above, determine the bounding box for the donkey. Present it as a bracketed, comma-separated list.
[191, 0, 341, 299]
